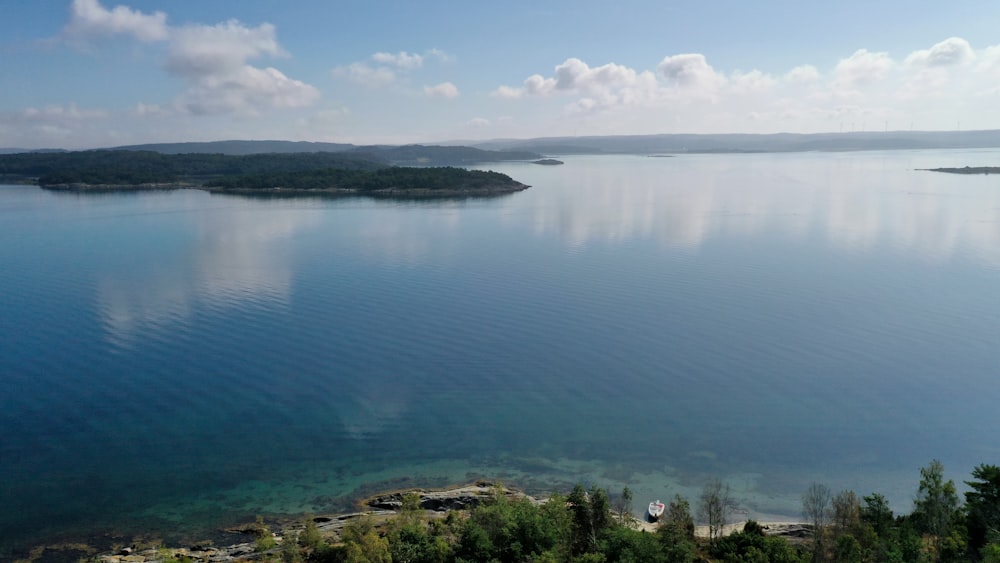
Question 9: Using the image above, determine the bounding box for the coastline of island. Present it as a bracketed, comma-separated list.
[920, 166, 1000, 174]
[0, 147, 535, 199]
[20, 482, 811, 563]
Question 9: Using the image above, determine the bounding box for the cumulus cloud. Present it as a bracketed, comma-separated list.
[129, 102, 167, 117]
[427, 48, 454, 63]
[658, 53, 726, 91]
[785, 65, 820, 83]
[63, 0, 168, 42]
[61, 0, 318, 116]
[177, 66, 320, 115]
[977, 45, 1000, 76]
[466, 117, 490, 127]
[19, 103, 109, 122]
[166, 20, 285, 75]
[372, 51, 423, 69]
[489, 39, 995, 131]
[729, 70, 775, 94]
[333, 63, 397, 88]
[905, 37, 975, 67]
[494, 58, 656, 107]
[834, 49, 894, 89]
[334, 48, 455, 91]
[0, 103, 111, 145]
[424, 82, 459, 99]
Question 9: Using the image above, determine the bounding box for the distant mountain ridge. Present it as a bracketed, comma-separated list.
[107, 140, 542, 165]
[5, 129, 1000, 157]
[470, 130, 1000, 154]
[110, 140, 356, 155]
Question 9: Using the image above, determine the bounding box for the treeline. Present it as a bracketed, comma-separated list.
[254, 460, 1000, 563]
[0, 150, 524, 193]
[204, 167, 520, 192]
[792, 461, 1000, 563]
[0, 150, 387, 185]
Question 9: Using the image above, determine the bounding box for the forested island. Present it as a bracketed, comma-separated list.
[0, 148, 531, 197]
[923, 166, 1000, 175]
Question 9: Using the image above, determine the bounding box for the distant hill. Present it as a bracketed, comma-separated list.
[472, 130, 1000, 154]
[106, 141, 542, 166]
[0, 150, 387, 184]
[0, 148, 67, 155]
[349, 144, 542, 166]
[110, 140, 355, 155]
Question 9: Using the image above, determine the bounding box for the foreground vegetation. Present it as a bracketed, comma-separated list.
[232, 460, 998, 563]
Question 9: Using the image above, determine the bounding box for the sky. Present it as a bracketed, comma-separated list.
[2, 0, 1000, 149]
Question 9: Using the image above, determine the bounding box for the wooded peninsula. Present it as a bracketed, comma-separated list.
[0, 147, 533, 197]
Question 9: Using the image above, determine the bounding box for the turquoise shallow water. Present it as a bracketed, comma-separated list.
[2, 150, 999, 554]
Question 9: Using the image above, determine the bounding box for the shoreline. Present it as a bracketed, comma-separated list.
[37, 181, 531, 198]
[14, 482, 808, 563]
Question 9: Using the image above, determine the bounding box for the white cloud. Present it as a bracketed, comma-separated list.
[484, 37, 1000, 134]
[334, 48, 454, 94]
[164, 20, 316, 115]
[975, 44, 1000, 75]
[427, 48, 454, 63]
[372, 51, 423, 69]
[494, 58, 656, 105]
[834, 49, 894, 89]
[166, 20, 285, 76]
[657, 53, 726, 91]
[424, 82, 459, 99]
[466, 117, 490, 127]
[177, 66, 320, 115]
[0, 103, 111, 145]
[333, 62, 397, 88]
[729, 70, 775, 94]
[785, 65, 820, 83]
[64, 0, 168, 42]
[905, 37, 975, 67]
[61, 1, 318, 116]
[129, 102, 167, 117]
[21, 103, 109, 121]
[493, 85, 524, 99]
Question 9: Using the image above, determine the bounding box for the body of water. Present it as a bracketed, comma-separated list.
[2, 150, 999, 554]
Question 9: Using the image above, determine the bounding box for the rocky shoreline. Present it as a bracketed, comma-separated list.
[38, 181, 530, 198]
[22, 482, 518, 563]
[15, 481, 811, 563]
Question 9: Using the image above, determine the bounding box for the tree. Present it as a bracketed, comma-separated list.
[342, 517, 391, 563]
[914, 460, 962, 561]
[589, 486, 613, 538]
[802, 482, 831, 561]
[966, 464, 1000, 554]
[831, 490, 861, 538]
[860, 493, 893, 538]
[658, 495, 698, 563]
[699, 478, 732, 544]
[616, 486, 634, 527]
[802, 482, 832, 532]
[568, 484, 596, 555]
[661, 494, 696, 541]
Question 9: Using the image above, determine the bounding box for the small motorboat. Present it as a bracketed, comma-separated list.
[648, 499, 665, 520]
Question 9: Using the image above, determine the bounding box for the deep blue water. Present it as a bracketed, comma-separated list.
[2, 150, 999, 553]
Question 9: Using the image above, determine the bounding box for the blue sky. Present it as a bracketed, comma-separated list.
[2, 0, 1000, 148]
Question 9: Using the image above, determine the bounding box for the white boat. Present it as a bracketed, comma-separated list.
[648, 499, 665, 520]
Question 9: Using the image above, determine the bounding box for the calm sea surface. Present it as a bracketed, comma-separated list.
[2, 150, 999, 553]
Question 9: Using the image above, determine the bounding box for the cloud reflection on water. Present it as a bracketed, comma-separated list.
[497, 152, 1000, 265]
[99, 203, 317, 347]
